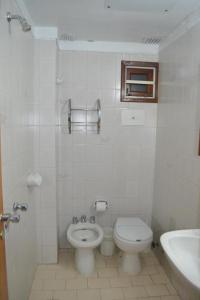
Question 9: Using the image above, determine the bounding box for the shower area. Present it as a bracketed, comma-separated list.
[0, 0, 58, 299]
[0, 1, 36, 300]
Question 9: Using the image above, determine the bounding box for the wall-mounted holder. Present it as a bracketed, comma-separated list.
[67, 99, 101, 134]
[94, 200, 108, 212]
[27, 173, 42, 187]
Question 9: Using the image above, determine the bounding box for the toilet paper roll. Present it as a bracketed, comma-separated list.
[27, 173, 42, 187]
[95, 201, 108, 212]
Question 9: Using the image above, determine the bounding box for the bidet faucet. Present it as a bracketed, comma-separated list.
[89, 216, 96, 224]
[80, 215, 87, 223]
[72, 216, 79, 224]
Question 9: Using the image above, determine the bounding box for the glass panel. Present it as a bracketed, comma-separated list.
[126, 83, 148, 95]
[126, 83, 153, 97]
[130, 84, 147, 92]
[130, 74, 148, 81]
[126, 67, 154, 82]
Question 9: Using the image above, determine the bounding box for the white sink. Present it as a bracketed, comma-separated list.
[161, 229, 200, 291]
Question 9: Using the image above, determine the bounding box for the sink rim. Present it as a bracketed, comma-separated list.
[67, 222, 104, 248]
[160, 229, 200, 291]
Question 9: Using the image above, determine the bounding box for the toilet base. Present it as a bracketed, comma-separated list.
[120, 252, 141, 274]
[75, 248, 95, 275]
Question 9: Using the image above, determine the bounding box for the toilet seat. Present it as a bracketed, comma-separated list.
[114, 217, 153, 242]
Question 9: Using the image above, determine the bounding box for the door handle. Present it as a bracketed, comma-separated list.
[0, 229, 4, 240]
[0, 212, 20, 229]
[0, 213, 12, 223]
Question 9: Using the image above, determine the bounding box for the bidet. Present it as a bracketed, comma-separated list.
[67, 222, 103, 275]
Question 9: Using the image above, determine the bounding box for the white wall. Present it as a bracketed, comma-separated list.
[0, 0, 37, 299]
[153, 21, 200, 241]
[34, 39, 57, 263]
[57, 50, 158, 248]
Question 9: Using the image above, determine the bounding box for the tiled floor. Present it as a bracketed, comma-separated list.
[29, 249, 180, 300]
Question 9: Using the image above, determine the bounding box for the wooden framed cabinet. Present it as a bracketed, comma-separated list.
[121, 61, 159, 103]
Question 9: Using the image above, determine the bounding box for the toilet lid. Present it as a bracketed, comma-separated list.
[115, 218, 152, 242]
[116, 225, 152, 241]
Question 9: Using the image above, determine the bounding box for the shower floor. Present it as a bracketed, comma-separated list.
[29, 249, 180, 300]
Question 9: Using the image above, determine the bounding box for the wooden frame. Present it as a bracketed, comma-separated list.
[121, 60, 159, 103]
[0, 138, 8, 300]
[198, 130, 200, 156]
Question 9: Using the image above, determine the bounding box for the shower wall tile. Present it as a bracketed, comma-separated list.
[57, 50, 158, 248]
[153, 19, 200, 300]
[153, 22, 200, 237]
[34, 40, 57, 263]
[0, 0, 37, 299]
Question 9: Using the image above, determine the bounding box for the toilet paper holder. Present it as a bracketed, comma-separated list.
[94, 200, 108, 210]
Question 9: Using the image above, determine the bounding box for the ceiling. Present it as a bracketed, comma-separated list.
[23, 0, 200, 43]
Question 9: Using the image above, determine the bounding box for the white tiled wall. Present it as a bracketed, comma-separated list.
[153, 20, 200, 299]
[57, 50, 158, 248]
[153, 23, 200, 238]
[0, 0, 37, 299]
[34, 40, 58, 263]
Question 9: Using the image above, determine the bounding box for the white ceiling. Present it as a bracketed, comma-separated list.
[23, 0, 200, 43]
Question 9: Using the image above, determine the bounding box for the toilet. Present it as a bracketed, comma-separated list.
[114, 217, 153, 274]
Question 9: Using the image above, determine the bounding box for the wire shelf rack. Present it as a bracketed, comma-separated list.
[67, 99, 101, 134]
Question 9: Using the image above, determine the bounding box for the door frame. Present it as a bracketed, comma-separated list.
[0, 138, 8, 300]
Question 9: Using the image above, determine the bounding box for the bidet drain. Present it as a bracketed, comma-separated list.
[82, 238, 87, 242]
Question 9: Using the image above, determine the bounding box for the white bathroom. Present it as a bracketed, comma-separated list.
[0, 0, 200, 300]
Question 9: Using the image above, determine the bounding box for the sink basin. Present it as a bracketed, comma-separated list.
[161, 229, 200, 291]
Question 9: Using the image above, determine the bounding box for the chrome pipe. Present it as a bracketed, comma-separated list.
[6, 12, 31, 32]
